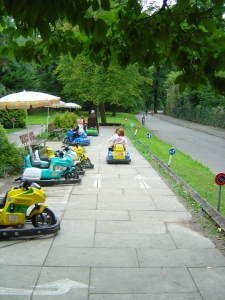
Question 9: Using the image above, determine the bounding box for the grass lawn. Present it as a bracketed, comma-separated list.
[6, 110, 225, 218]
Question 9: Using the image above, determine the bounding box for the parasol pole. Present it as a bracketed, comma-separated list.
[26, 108, 32, 155]
[46, 107, 50, 139]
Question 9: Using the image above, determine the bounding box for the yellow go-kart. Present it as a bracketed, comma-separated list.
[106, 144, 131, 164]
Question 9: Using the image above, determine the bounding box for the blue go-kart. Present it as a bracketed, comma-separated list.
[63, 130, 91, 146]
[106, 144, 131, 164]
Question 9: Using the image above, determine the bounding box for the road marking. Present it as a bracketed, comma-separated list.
[135, 175, 151, 189]
[0, 278, 93, 296]
[93, 174, 102, 188]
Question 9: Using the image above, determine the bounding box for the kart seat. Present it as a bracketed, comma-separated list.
[0, 192, 8, 209]
[31, 158, 50, 169]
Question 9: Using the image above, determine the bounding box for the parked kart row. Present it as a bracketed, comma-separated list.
[0, 142, 94, 238]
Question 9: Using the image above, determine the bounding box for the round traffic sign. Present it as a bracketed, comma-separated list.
[169, 147, 176, 155]
[146, 133, 151, 138]
[215, 173, 225, 186]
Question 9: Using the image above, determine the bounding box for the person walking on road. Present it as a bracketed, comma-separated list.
[145, 109, 148, 116]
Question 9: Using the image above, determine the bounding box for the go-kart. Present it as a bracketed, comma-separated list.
[86, 126, 99, 136]
[106, 143, 131, 164]
[38, 147, 85, 175]
[68, 143, 94, 169]
[17, 151, 82, 186]
[63, 130, 90, 146]
[0, 180, 60, 238]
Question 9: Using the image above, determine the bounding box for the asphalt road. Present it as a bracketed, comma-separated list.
[136, 113, 225, 175]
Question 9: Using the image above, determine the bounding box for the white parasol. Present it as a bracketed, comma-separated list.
[65, 102, 82, 111]
[0, 90, 60, 152]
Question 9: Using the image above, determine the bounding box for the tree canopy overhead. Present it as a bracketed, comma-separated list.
[1, 0, 225, 93]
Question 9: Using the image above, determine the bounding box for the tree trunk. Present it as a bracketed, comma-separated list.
[99, 102, 107, 124]
[111, 104, 116, 117]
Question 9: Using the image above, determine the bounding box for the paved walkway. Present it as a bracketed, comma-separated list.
[0, 125, 224, 299]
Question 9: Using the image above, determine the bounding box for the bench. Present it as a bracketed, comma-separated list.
[19, 132, 47, 149]
[48, 123, 64, 140]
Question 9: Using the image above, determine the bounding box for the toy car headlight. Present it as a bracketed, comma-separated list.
[31, 182, 41, 190]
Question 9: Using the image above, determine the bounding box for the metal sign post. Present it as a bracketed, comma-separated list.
[146, 133, 151, 149]
[168, 147, 176, 167]
[215, 172, 225, 212]
[11, 118, 15, 129]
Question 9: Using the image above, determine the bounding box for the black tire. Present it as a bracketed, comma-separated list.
[81, 157, 91, 166]
[63, 137, 69, 144]
[31, 208, 56, 227]
[65, 170, 79, 179]
[75, 163, 83, 172]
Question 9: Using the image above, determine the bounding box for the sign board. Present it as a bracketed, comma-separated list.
[130, 123, 134, 127]
[215, 173, 225, 186]
[146, 133, 151, 138]
[11, 118, 15, 123]
[169, 147, 176, 155]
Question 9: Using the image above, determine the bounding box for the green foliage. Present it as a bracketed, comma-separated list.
[0, 109, 26, 128]
[170, 105, 225, 128]
[0, 124, 26, 177]
[52, 111, 78, 129]
[1, 1, 225, 93]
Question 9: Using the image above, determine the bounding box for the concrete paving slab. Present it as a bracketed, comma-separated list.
[96, 221, 166, 234]
[130, 210, 192, 222]
[29, 266, 90, 300]
[94, 233, 176, 248]
[97, 200, 157, 211]
[0, 265, 41, 300]
[89, 293, 203, 300]
[0, 237, 53, 265]
[152, 195, 188, 211]
[97, 192, 152, 202]
[189, 267, 225, 300]
[45, 248, 139, 267]
[51, 220, 95, 248]
[167, 223, 216, 248]
[123, 188, 175, 196]
[63, 209, 129, 220]
[67, 195, 97, 209]
[90, 267, 197, 294]
[138, 248, 225, 267]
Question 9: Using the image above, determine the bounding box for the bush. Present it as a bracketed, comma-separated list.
[0, 109, 26, 128]
[52, 111, 78, 129]
[0, 124, 27, 177]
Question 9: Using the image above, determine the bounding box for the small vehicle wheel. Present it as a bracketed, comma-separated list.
[32, 208, 56, 227]
[65, 170, 79, 179]
[81, 158, 91, 166]
[75, 163, 83, 172]
[63, 137, 69, 144]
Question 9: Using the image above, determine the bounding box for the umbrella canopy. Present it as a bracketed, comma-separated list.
[65, 102, 82, 111]
[0, 91, 60, 109]
[46, 101, 67, 108]
[0, 90, 60, 153]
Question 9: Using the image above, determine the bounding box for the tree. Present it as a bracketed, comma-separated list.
[55, 54, 150, 121]
[0, 1, 225, 94]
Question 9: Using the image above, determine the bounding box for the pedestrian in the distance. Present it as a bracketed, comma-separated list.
[145, 109, 148, 116]
[87, 110, 99, 132]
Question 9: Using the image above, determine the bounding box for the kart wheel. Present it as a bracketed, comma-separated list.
[75, 163, 83, 172]
[32, 208, 56, 227]
[65, 170, 79, 179]
[81, 158, 91, 166]
[63, 137, 69, 144]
